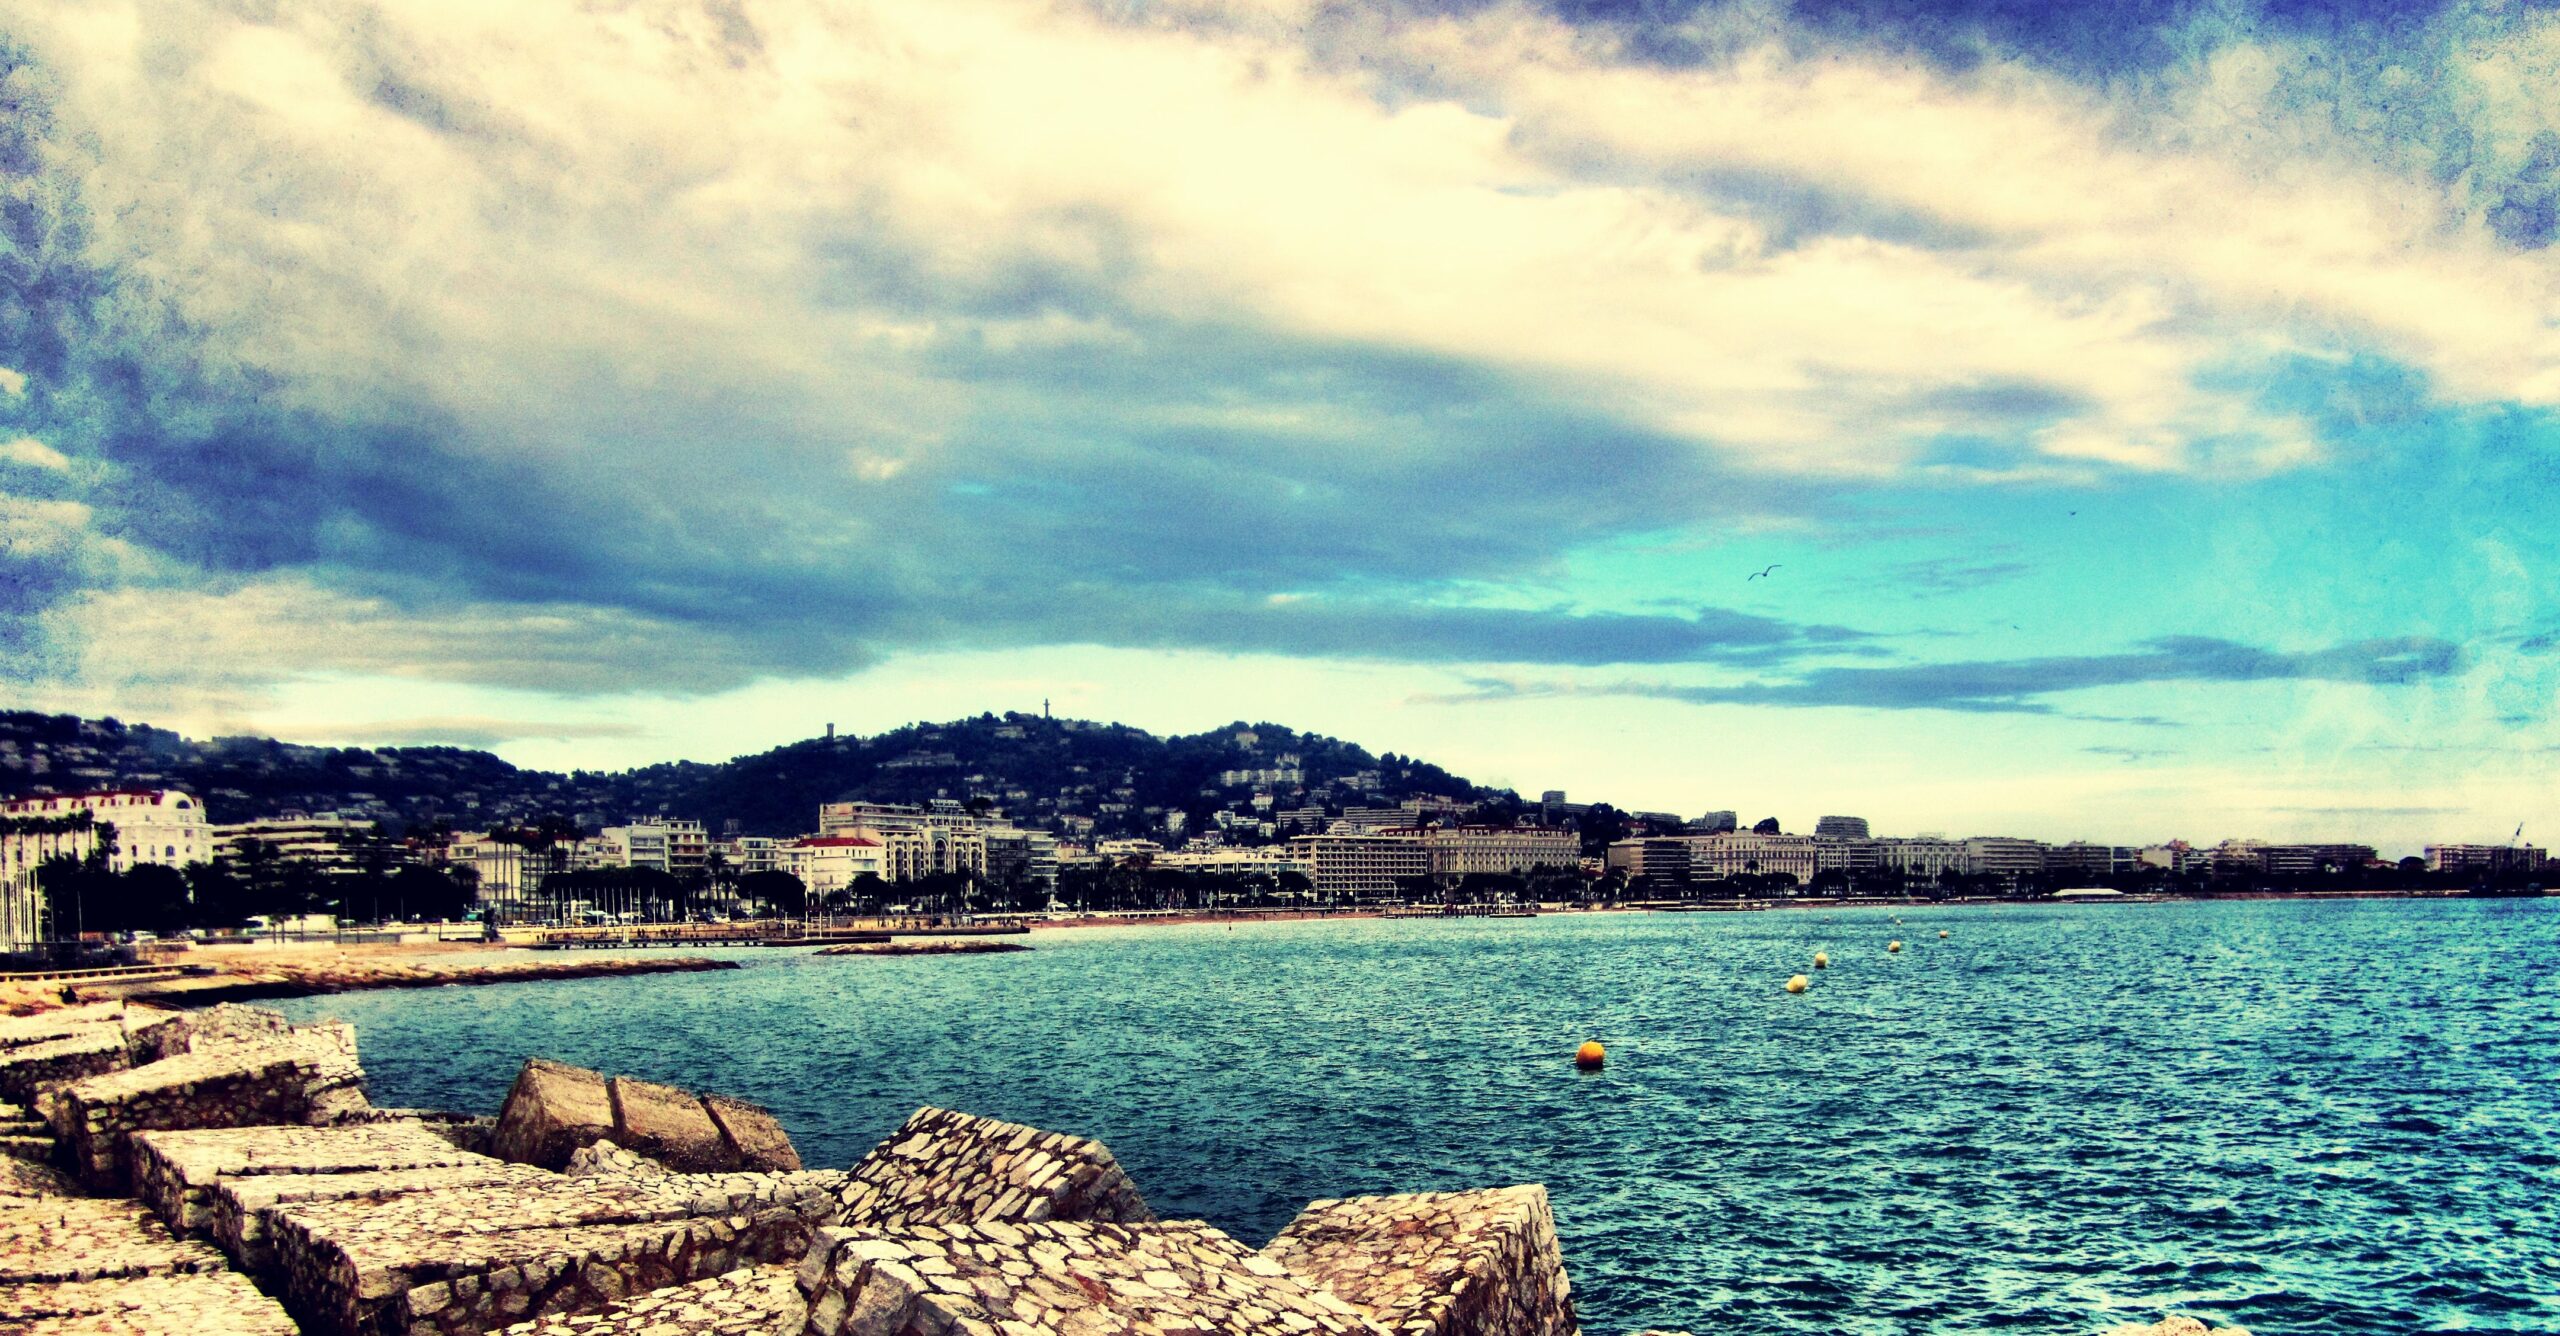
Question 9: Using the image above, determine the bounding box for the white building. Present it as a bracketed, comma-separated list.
[1686, 832, 1818, 885]
[1964, 837, 2050, 886]
[1380, 826, 1580, 878]
[1876, 837, 1968, 882]
[779, 836, 886, 897]
[2, 789, 211, 877]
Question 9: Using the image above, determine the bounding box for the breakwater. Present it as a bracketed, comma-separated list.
[0, 999, 1599, 1335]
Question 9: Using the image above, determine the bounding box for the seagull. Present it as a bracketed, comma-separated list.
[1747, 564, 1781, 581]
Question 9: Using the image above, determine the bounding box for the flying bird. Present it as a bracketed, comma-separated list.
[1747, 564, 1781, 581]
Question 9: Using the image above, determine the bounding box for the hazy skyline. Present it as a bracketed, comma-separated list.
[1, 1, 2554, 851]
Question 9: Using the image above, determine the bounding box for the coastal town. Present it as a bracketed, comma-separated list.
[0, 709, 2545, 954]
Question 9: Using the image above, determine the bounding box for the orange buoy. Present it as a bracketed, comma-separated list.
[1574, 1041, 1606, 1069]
[1888, 940, 1903, 952]
[1939, 930, 1949, 939]
[1812, 951, 1830, 969]
[1785, 974, 1810, 993]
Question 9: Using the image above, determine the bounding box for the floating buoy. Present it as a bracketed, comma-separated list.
[1939, 930, 1949, 939]
[1888, 940, 1903, 952]
[1785, 974, 1810, 993]
[1574, 1041, 1606, 1069]
[1812, 951, 1830, 969]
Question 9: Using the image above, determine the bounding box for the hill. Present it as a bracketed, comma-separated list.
[0, 710, 1503, 841]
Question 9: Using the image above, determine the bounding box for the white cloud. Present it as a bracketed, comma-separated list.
[0, 437, 72, 472]
[14, 0, 2552, 499]
[0, 368, 25, 397]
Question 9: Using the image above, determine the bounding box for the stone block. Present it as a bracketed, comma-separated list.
[609, 1077, 730, 1173]
[128, 1003, 297, 1063]
[0, 1268, 301, 1335]
[57, 1025, 371, 1190]
[266, 1170, 844, 1335]
[0, 1029, 129, 1108]
[213, 1161, 559, 1273]
[492, 1263, 805, 1335]
[704, 1095, 801, 1174]
[0, 1195, 228, 1283]
[833, 1106, 1153, 1230]
[130, 1119, 502, 1235]
[1261, 1187, 1578, 1336]
[793, 1219, 1381, 1336]
[492, 1061, 616, 1170]
[0, 1004, 128, 1051]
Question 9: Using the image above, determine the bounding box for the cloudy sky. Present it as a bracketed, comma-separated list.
[1, 0, 2554, 850]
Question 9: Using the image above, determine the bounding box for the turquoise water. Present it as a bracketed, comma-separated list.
[274, 900, 2560, 1335]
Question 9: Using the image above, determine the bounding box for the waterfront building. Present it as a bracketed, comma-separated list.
[1, 789, 212, 877]
[1152, 848, 1314, 880]
[1963, 837, 2049, 887]
[2424, 843, 2548, 875]
[2209, 839, 2269, 875]
[712, 835, 781, 877]
[982, 827, 1059, 892]
[2, 789, 212, 947]
[593, 824, 674, 874]
[212, 816, 408, 877]
[2046, 842, 2137, 879]
[2139, 841, 2208, 874]
[1814, 815, 1870, 841]
[1877, 837, 1968, 883]
[1604, 838, 1691, 893]
[2262, 844, 2378, 876]
[779, 835, 886, 898]
[818, 799, 1054, 890]
[1284, 833, 1429, 898]
[1815, 839, 1884, 873]
[449, 831, 571, 922]
[1385, 825, 1580, 878]
[1687, 832, 1819, 884]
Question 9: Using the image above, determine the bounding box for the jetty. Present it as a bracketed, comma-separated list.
[1382, 903, 1539, 919]
[0, 1000, 1584, 1336]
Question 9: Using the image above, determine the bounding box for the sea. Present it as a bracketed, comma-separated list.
[272, 899, 2560, 1335]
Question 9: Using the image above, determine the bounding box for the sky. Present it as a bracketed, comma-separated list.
[0, 0, 2554, 853]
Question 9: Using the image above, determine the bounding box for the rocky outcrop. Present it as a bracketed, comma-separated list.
[1262, 1186, 1578, 1336]
[493, 1060, 801, 1174]
[833, 1106, 1152, 1230]
[795, 1219, 1380, 1336]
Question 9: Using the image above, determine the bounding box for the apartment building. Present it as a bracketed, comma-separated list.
[1284, 833, 1429, 898]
